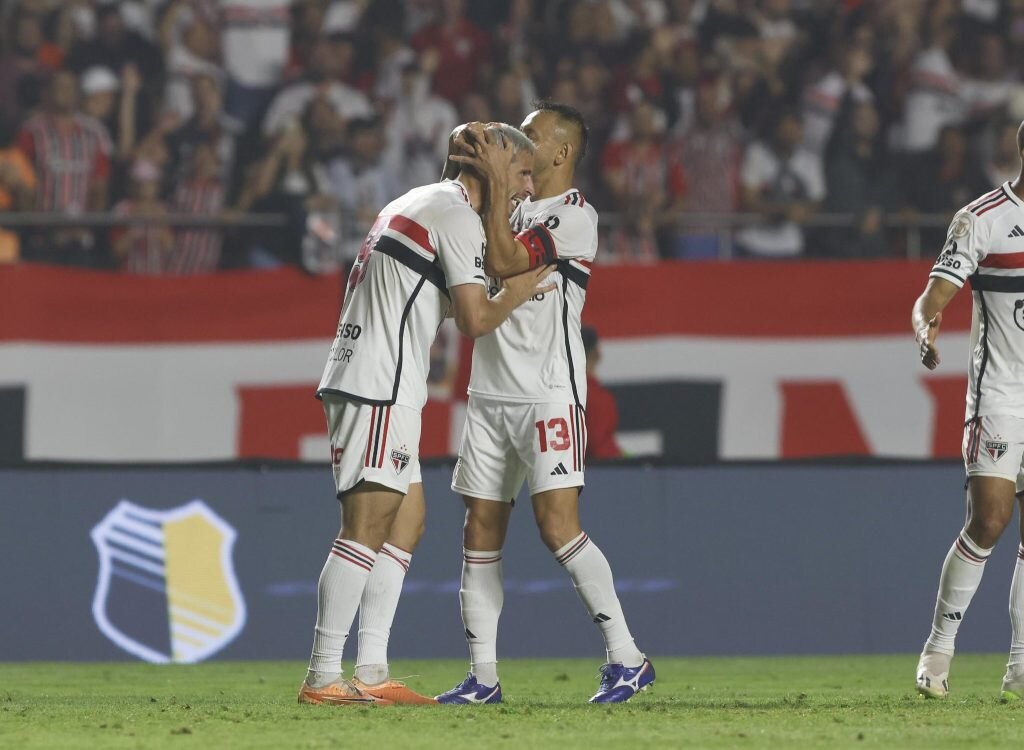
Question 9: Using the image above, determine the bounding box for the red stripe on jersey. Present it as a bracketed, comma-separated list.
[388, 215, 435, 255]
[976, 197, 1009, 216]
[979, 252, 1024, 268]
[969, 188, 1003, 210]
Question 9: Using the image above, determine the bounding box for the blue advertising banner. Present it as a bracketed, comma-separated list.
[0, 463, 1017, 662]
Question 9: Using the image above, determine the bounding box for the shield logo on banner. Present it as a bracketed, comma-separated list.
[90, 499, 246, 664]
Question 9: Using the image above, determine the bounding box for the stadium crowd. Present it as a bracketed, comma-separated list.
[0, 0, 1023, 272]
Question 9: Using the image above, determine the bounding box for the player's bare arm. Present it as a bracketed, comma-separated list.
[451, 125, 534, 278]
[449, 265, 556, 339]
[911, 277, 959, 370]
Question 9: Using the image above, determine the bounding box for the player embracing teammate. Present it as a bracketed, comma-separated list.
[298, 122, 551, 706]
[434, 103, 654, 704]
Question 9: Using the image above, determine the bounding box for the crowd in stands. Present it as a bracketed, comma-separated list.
[0, 0, 1023, 272]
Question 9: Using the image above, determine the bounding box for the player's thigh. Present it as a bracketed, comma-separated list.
[963, 414, 1023, 528]
[515, 402, 586, 497]
[386, 482, 426, 553]
[324, 396, 422, 498]
[451, 397, 525, 503]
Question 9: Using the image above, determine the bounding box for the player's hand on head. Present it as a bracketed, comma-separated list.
[450, 124, 513, 178]
[916, 312, 942, 370]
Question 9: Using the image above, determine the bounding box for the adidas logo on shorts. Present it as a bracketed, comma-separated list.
[550, 462, 569, 476]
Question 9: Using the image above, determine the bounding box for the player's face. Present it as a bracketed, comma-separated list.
[520, 110, 562, 177]
[509, 149, 534, 202]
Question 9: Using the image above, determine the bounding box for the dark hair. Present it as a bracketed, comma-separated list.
[581, 325, 598, 355]
[532, 99, 589, 165]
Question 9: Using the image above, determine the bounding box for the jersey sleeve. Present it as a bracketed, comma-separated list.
[514, 204, 597, 267]
[930, 209, 990, 287]
[433, 206, 486, 289]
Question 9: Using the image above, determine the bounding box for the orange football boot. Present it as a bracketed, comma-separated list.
[351, 677, 438, 705]
[298, 678, 393, 706]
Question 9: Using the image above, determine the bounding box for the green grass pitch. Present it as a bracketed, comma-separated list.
[3, 655, 1024, 749]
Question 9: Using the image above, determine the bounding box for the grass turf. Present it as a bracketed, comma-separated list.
[2, 655, 1023, 749]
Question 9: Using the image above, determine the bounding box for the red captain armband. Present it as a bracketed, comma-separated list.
[515, 224, 557, 269]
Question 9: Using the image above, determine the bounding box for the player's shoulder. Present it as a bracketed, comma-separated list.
[389, 180, 477, 222]
[956, 184, 1020, 228]
[547, 189, 599, 225]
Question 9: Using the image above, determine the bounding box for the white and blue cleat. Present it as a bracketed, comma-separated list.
[588, 658, 656, 703]
[435, 673, 502, 705]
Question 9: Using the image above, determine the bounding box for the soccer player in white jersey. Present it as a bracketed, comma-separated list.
[435, 103, 654, 704]
[297, 123, 554, 706]
[912, 120, 1024, 702]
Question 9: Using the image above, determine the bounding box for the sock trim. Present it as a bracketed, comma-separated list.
[331, 539, 376, 572]
[955, 531, 991, 564]
[380, 544, 411, 572]
[555, 532, 590, 565]
[464, 549, 502, 564]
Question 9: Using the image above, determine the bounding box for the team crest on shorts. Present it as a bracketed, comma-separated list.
[391, 446, 410, 474]
[986, 440, 1008, 461]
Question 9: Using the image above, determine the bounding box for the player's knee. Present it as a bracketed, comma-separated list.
[965, 513, 1012, 548]
[535, 513, 580, 552]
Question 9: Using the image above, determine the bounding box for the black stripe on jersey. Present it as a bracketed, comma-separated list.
[931, 268, 965, 285]
[973, 290, 991, 421]
[376, 235, 450, 298]
[971, 192, 1006, 214]
[371, 403, 385, 467]
[969, 274, 1024, 293]
[561, 274, 584, 410]
[556, 259, 589, 289]
[1002, 185, 1022, 206]
[390, 275, 428, 404]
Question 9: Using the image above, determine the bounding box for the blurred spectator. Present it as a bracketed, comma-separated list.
[898, 14, 964, 153]
[410, 0, 491, 104]
[821, 91, 893, 258]
[17, 70, 111, 264]
[671, 73, 742, 258]
[221, 0, 292, 128]
[236, 109, 337, 269]
[384, 62, 457, 191]
[904, 124, 990, 250]
[80, 64, 142, 167]
[491, 66, 537, 127]
[736, 109, 824, 258]
[582, 325, 622, 460]
[38, 5, 83, 71]
[165, 72, 241, 195]
[0, 117, 36, 263]
[167, 138, 225, 273]
[0, 7, 48, 122]
[262, 34, 372, 139]
[65, 3, 164, 105]
[985, 119, 1022, 187]
[601, 99, 687, 261]
[110, 159, 173, 273]
[159, 3, 223, 122]
[801, 42, 874, 155]
[330, 116, 400, 263]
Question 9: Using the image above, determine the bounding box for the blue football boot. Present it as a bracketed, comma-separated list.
[588, 658, 655, 703]
[435, 673, 502, 705]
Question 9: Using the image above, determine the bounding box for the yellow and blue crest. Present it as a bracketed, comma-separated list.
[90, 499, 246, 663]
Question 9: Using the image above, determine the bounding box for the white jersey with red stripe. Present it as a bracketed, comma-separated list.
[929, 181, 1024, 420]
[468, 189, 597, 405]
[318, 179, 486, 409]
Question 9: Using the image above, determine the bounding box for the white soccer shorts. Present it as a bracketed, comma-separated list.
[451, 396, 587, 502]
[322, 395, 422, 497]
[963, 414, 1024, 492]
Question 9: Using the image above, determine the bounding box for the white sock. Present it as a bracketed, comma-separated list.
[354, 543, 412, 685]
[924, 530, 992, 655]
[555, 531, 644, 667]
[1009, 544, 1024, 669]
[460, 548, 503, 686]
[306, 538, 377, 687]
